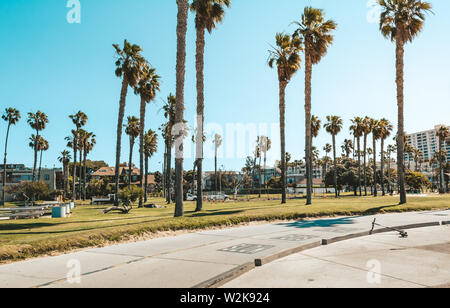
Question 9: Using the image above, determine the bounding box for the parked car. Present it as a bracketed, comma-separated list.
[186, 193, 197, 201]
[207, 193, 229, 201]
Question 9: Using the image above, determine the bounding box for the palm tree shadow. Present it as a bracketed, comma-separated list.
[276, 217, 358, 229]
[362, 204, 399, 215]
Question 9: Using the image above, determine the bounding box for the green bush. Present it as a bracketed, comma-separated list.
[118, 185, 144, 207]
[5, 181, 51, 202]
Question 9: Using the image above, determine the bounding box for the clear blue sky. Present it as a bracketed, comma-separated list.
[0, 0, 449, 173]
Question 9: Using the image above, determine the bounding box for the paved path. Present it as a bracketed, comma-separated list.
[0, 210, 448, 288]
[222, 225, 450, 288]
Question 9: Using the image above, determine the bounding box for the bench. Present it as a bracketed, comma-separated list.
[91, 197, 112, 205]
[0, 206, 51, 220]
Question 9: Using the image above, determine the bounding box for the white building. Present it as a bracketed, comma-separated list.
[406, 125, 450, 166]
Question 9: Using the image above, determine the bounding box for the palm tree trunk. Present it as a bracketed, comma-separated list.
[363, 134, 368, 196]
[79, 148, 82, 199]
[166, 142, 172, 204]
[279, 80, 287, 204]
[214, 148, 218, 192]
[32, 131, 39, 182]
[174, 0, 188, 218]
[72, 145, 77, 202]
[83, 150, 87, 200]
[2, 123, 11, 205]
[373, 136, 377, 197]
[258, 155, 262, 198]
[128, 138, 134, 190]
[439, 142, 444, 194]
[139, 96, 146, 207]
[357, 136, 362, 196]
[396, 27, 407, 204]
[38, 149, 43, 181]
[332, 134, 338, 198]
[145, 154, 149, 203]
[195, 16, 205, 213]
[114, 77, 129, 206]
[381, 139, 385, 196]
[305, 51, 313, 205]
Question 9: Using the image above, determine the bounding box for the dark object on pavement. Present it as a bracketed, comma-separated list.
[370, 218, 408, 238]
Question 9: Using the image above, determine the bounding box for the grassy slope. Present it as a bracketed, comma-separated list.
[0, 195, 449, 263]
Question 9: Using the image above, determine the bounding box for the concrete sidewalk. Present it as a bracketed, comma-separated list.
[222, 225, 450, 288]
[0, 209, 448, 288]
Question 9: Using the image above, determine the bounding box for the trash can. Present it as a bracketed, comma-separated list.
[65, 204, 71, 214]
[52, 206, 66, 218]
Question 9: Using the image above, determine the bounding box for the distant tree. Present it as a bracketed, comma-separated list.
[2, 108, 21, 205]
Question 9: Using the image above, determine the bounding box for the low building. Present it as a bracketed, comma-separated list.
[91, 163, 156, 186]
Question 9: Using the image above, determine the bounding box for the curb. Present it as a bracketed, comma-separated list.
[194, 220, 447, 288]
[193, 262, 255, 289]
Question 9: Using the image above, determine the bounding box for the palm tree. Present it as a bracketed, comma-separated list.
[69, 111, 88, 201]
[370, 119, 381, 197]
[76, 129, 88, 199]
[58, 150, 71, 201]
[162, 94, 177, 204]
[81, 132, 96, 200]
[37, 137, 49, 181]
[113, 40, 145, 206]
[135, 65, 161, 207]
[1, 108, 20, 205]
[213, 134, 223, 192]
[387, 144, 396, 194]
[191, 0, 231, 212]
[293, 7, 337, 205]
[27, 111, 49, 182]
[144, 129, 158, 203]
[361, 116, 372, 196]
[323, 143, 332, 174]
[436, 126, 449, 193]
[324, 115, 343, 198]
[310, 115, 321, 200]
[174, 0, 189, 217]
[342, 139, 353, 158]
[378, 0, 432, 204]
[378, 118, 393, 195]
[259, 136, 272, 195]
[350, 117, 364, 196]
[268, 33, 302, 204]
[125, 116, 140, 189]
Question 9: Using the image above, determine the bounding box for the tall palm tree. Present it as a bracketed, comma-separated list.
[378, 0, 432, 204]
[1, 108, 20, 205]
[37, 137, 49, 181]
[162, 94, 177, 204]
[378, 118, 393, 195]
[76, 129, 88, 199]
[144, 129, 158, 203]
[436, 126, 449, 193]
[387, 144, 396, 194]
[174, 0, 189, 217]
[135, 64, 161, 207]
[259, 136, 271, 195]
[324, 115, 343, 198]
[268, 33, 302, 204]
[213, 134, 223, 192]
[125, 116, 140, 189]
[310, 115, 321, 199]
[27, 111, 49, 182]
[113, 40, 145, 206]
[370, 119, 381, 196]
[293, 7, 337, 205]
[361, 116, 372, 196]
[191, 0, 231, 212]
[350, 117, 364, 196]
[342, 139, 353, 158]
[81, 132, 96, 200]
[58, 150, 71, 201]
[69, 111, 87, 201]
[323, 143, 332, 174]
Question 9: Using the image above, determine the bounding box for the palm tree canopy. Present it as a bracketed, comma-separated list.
[2, 108, 21, 125]
[144, 129, 158, 157]
[324, 115, 343, 136]
[268, 33, 303, 83]
[125, 116, 140, 139]
[370, 119, 382, 140]
[293, 6, 337, 65]
[362, 116, 373, 136]
[58, 150, 72, 164]
[311, 115, 322, 138]
[379, 118, 394, 140]
[27, 111, 48, 132]
[350, 117, 364, 138]
[378, 0, 432, 43]
[213, 134, 223, 148]
[113, 40, 145, 88]
[436, 125, 449, 143]
[135, 64, 161, 103]
[69, 111, 88, 129]
[190, 0, 231, 33]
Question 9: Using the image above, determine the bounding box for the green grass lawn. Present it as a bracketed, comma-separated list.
[0, 194, 449, 263]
